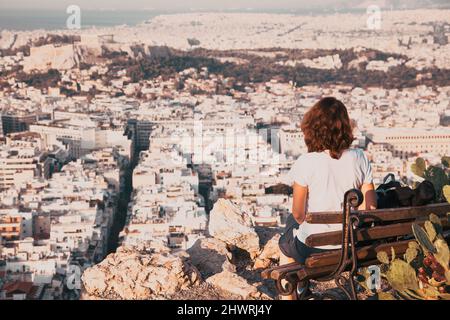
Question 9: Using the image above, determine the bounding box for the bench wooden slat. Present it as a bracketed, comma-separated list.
[305, 217, 448, 247]
[264, 203, 450, 297]
[306, 203, 450, 224]
[263, 240, 413, 280]
[261, 262, 300, 280]
[305, 231, 450, 269]
[271, 263, 304, 280]
[260, 269, 272, 280]
[298, 259, 380, 281]
[304, 239, 411, 268]
[267, 239, 426, 282]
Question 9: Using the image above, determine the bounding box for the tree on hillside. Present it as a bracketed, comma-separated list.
[411, 157, 426, 177]
[423, 166, 450, 202]
[187, 38, 201, 48]
[441, 156, 450, 168]
[411, 157, 450, 201]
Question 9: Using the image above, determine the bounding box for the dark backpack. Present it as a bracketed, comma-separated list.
[376, 174, 436, 209]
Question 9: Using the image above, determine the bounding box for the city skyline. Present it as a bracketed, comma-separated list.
[0, 0, 447, 11]
[0, 6, 449, 301]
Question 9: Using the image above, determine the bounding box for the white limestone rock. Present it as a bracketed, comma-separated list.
[206, 270, 259, 299]
[187, 238, 236, 277]
[22, 44, 79, 72]
[81, 246, 201, 300]
[208, 199, 260, 258]
[253, 233, 281, 270]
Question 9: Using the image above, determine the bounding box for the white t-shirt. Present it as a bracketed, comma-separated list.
[283, 148, 373, 249]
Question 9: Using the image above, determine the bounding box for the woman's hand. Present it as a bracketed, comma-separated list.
[292, 182, 308, 225]
[359, 183, 377, 211]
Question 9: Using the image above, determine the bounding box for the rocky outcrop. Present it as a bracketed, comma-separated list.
[254, 233, 281, 270]
[82, 246, 201, 300]
[23, 44, 80, 72]
[82, 199, 283, 300]
[187, 238, 236, 277]
[208, 199, 260, 258]
[0, 31, 17, 50]
[206, 271, 260, 299]
[186, 236, 268, 300]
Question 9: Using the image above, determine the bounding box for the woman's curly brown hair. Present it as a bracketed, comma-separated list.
[301, 97, 354, 159]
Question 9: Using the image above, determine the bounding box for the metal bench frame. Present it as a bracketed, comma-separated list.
[267, 190, 450, 300]
[274, 189, 364, 300]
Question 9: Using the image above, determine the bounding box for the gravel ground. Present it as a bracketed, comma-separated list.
[168, 282, 243, 300]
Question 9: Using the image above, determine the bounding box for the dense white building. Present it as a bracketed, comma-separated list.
[277, 126, 307, 157]
[367, 127, 450, 159]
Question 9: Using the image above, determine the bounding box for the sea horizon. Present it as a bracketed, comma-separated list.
[0, 7, 421, 32]
[0, 9, 165, 32]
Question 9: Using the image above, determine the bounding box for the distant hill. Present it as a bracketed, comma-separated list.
[330, 0, 450, 10]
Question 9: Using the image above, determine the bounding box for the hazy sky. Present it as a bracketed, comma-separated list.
[0, 0, 361, 11]
[0, 0, 444, 11]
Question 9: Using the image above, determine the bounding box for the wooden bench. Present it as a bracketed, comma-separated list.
[261, 189, 450, 300]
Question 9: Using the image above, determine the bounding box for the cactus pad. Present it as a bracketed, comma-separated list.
[405, 247, 418, 263]
[443, 185, 450, 203]
[424, 221, 437, 242]
[434, 239, 449, 271]
[386, 259, 419, 292]
[377, 251, 390, 264]
[412, 223, 437, 254]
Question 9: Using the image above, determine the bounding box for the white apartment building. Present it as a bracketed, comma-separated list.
[30, 119, 131, 159]
[30, 121, 96, 159]
[277, 126, 307, 157]
[0, 148, 123, 296]
[1, 239, 69, 285]
[122, 137, 206, 250]
[367, 127, 450, 159]
[0, 148, 36, 191]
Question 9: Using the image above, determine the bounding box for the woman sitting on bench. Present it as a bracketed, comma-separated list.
[279, 97, 378, 300]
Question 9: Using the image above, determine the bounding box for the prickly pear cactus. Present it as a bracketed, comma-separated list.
[385, 259, 419, 292]
[377, 251, 390, 264]
[412, 223, 437, 253]
[444, 185, 450, 203]
[424, 221, 437, 242]
[374, 215, 450, 300]
[405, 247, 418, 264]
[434, 239, 449, 272]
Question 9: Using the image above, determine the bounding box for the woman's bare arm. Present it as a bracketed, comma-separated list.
[292, 182, 308, 224]
[359, 183, 377, 211]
